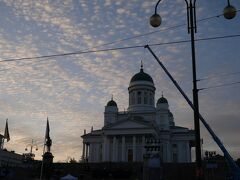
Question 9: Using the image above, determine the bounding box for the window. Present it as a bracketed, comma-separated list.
[132, 92, 135, 104]
[137, 91, 141, 104]
[144, 91, 148, 104]
[149, 92, 153, 105]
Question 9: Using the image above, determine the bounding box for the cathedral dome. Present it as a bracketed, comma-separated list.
[157, 96, 168, 104]
[130, 68, 154, 84]
[128, 63, 156, 112]
[106, 99, 117, 107]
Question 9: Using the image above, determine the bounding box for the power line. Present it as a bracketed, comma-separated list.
[199, 81, 240, 91]
[0, 34, 239, 64]
[198, 71, 240, 81]
[84, 9, 240, 49]
[0, 58, 55, 72]
[0, 10, 238, 70]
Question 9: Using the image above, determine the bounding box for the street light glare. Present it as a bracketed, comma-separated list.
[150, 13, 162, 27]
[224, 5, 237, 19]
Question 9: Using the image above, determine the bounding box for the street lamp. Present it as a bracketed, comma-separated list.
[149, 0, 236, 179]
[223, 0, 237, 19]
[150, 0, 237, 28]
[149, 0, 162, 27]
[24, 139, 38, 161]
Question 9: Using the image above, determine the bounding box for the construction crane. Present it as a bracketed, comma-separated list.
[145, 45, 240, 180]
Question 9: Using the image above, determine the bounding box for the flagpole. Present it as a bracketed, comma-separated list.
[40, 118, 48, 180]
[40, 135, 46, 180]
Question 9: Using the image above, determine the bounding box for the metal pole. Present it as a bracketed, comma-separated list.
[30, 139, 33, 154]
[40, 136, 46, 180]
[188, 1, 203, 179]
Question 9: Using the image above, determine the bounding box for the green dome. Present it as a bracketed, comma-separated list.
[157, 96, 168, 104]
[130, 68, 154, 84]
[107, 100, 117, 107]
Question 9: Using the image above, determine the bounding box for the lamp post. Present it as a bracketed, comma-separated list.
[149, 0, 237, 180]
[24, 139, 38, 162]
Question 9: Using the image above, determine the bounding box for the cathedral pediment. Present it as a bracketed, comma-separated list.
[104, 116, 153, 130]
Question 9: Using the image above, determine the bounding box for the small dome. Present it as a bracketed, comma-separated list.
[130, 68, 154, 84]
[107, 100, 117, 107]
[157, 96, 168, 104]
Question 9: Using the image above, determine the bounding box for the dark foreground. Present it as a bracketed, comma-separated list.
[0, 161, 235, 180]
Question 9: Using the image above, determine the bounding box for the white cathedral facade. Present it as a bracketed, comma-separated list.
[81, 65, 195, 163]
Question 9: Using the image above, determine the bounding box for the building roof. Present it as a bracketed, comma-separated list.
[157, 96, 168, 104]
[130, 68, 154, 84]
[106, 99, 117, 107]
[81, 129, 102, 138]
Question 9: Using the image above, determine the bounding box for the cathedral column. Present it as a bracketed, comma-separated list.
[113, 136, 117, 161]
[133, 136, 136, 162]
[166, 142, 171, 162]
[121, 136, 125, 162]
[115, 137, 118, 161]
[82, 142, 86, 161]
[186, 142, 191, 162]
[142, 136, 145, 161]
[103, 136, 109, 161]
[89, 143, 93, 162]
[86, 143, 89, 162]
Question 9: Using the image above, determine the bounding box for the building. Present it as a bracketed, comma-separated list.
[81, 65, 195, 163]
[0, 131, 23, 168]
[0, 149, 23, 167]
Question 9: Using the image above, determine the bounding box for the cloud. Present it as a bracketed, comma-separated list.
[0, 0, 239, 161]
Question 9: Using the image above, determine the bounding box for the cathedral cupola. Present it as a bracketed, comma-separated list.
[157, 96, 168, 104]
[105, 96, 118, 112]
[128, 62, 156, 112]
[156, 94, 169, 110]
[156, 94, 170, 130]
[104, 96, 118, 126]
[130, 66, 154, 84]
[106, 99, 117, 107]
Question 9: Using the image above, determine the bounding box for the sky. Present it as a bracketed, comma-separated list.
[0, 0, 239, 162]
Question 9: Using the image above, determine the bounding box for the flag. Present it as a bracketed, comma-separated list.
[4, 119, 10, 142]
[45, 117, 50, 140]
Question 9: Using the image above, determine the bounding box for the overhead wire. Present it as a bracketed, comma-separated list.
[199, 81, 240, 91]
[71, 9, 240, 50]
[198, 71, 240, 81]
[0, 57, 55, 72]
[0, 10, 239, 65]
[0, 34, 239, 64]
[0, 9, 239, 79]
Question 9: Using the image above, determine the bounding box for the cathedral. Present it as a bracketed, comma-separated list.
[81, 65, 195, 163]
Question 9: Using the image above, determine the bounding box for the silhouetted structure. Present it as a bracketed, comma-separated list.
[41, 118, 54, 179]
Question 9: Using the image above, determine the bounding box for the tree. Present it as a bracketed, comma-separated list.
[66, 157, 77, 163]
